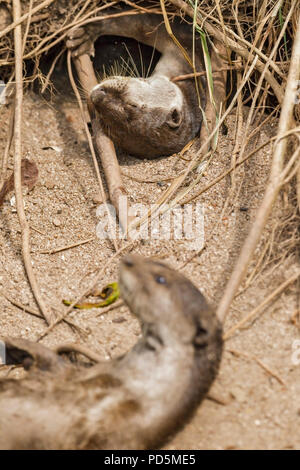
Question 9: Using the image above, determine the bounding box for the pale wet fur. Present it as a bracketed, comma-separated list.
[0, 255, 222, 449]
[67, 7, 206, 157]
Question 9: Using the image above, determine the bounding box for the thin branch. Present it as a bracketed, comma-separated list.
[228, 349, 286, 387]
[128, 56, 258, 234]
[0, 9, 145, 65]
[0, 0, 56, 40]
[66, 51, 119, 251]
[37, 236, 95, 255]
[1, 290, 88, 336]
[217, 18, 300, 323]
[168, 0, 284, 103]
[171, 65, 242, 82]
[182, 137, 274, 205]
[54, 342, 104, 363]
[12, 0, 54, 326]
[0, 105, 14, 188]
[223, 272, 300, 340]
[36, 243, 135, 341]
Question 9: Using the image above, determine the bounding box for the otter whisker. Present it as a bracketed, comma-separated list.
[122, 42, 139, 78]
[146, 32, 158, 79]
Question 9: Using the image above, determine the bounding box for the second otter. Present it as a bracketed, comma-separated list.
[0, 255, 222, 449]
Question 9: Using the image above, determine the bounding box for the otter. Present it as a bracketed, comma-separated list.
[67, 6, 206, 158]
[0, 255, 222, 450]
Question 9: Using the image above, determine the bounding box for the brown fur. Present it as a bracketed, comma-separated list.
[67, 8, 206, 158]
[0, 255, 222, 449]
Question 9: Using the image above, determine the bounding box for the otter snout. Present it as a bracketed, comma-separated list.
[119, 255, 142, 312]
[90, 84, 107, 107]
[121, 254, 135, 268]
[91, 78, 127, 105]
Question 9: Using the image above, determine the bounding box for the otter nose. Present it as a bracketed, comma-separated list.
[122, 255, 135, 268]
[90, 84, 106, 105]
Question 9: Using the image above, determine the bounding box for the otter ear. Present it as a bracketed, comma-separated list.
[193, 324, 209, 349]
[166, 108, 182, 128]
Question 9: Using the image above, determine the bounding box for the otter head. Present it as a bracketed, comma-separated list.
[119, 254, 222, 353]
[90, 76, 198, 158]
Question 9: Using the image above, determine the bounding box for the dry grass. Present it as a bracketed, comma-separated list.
[0, 0, 299, 337]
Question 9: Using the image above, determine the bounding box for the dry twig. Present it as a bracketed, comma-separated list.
[223, 271, 300, 340]
[0, 0, 56, 40]
[228, 348, 287, 388]
[217, 19, 300, 323]
[37, 237, 95, 255]
[69, 51, 130, 235]
[12, 0, 54, 326]
[168, 0, 284, 103]
[66, 50, 120, 251]
[1, 291, 88, 336]
[54, 342, 103, 363]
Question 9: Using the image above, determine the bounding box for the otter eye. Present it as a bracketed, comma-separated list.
[155, 275, 167, 285]
[166, 108, 182, 128]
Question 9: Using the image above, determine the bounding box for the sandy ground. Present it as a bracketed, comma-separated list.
[0, 84, 299, 449]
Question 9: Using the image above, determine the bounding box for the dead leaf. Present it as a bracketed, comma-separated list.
[0, 159, 39, 207]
